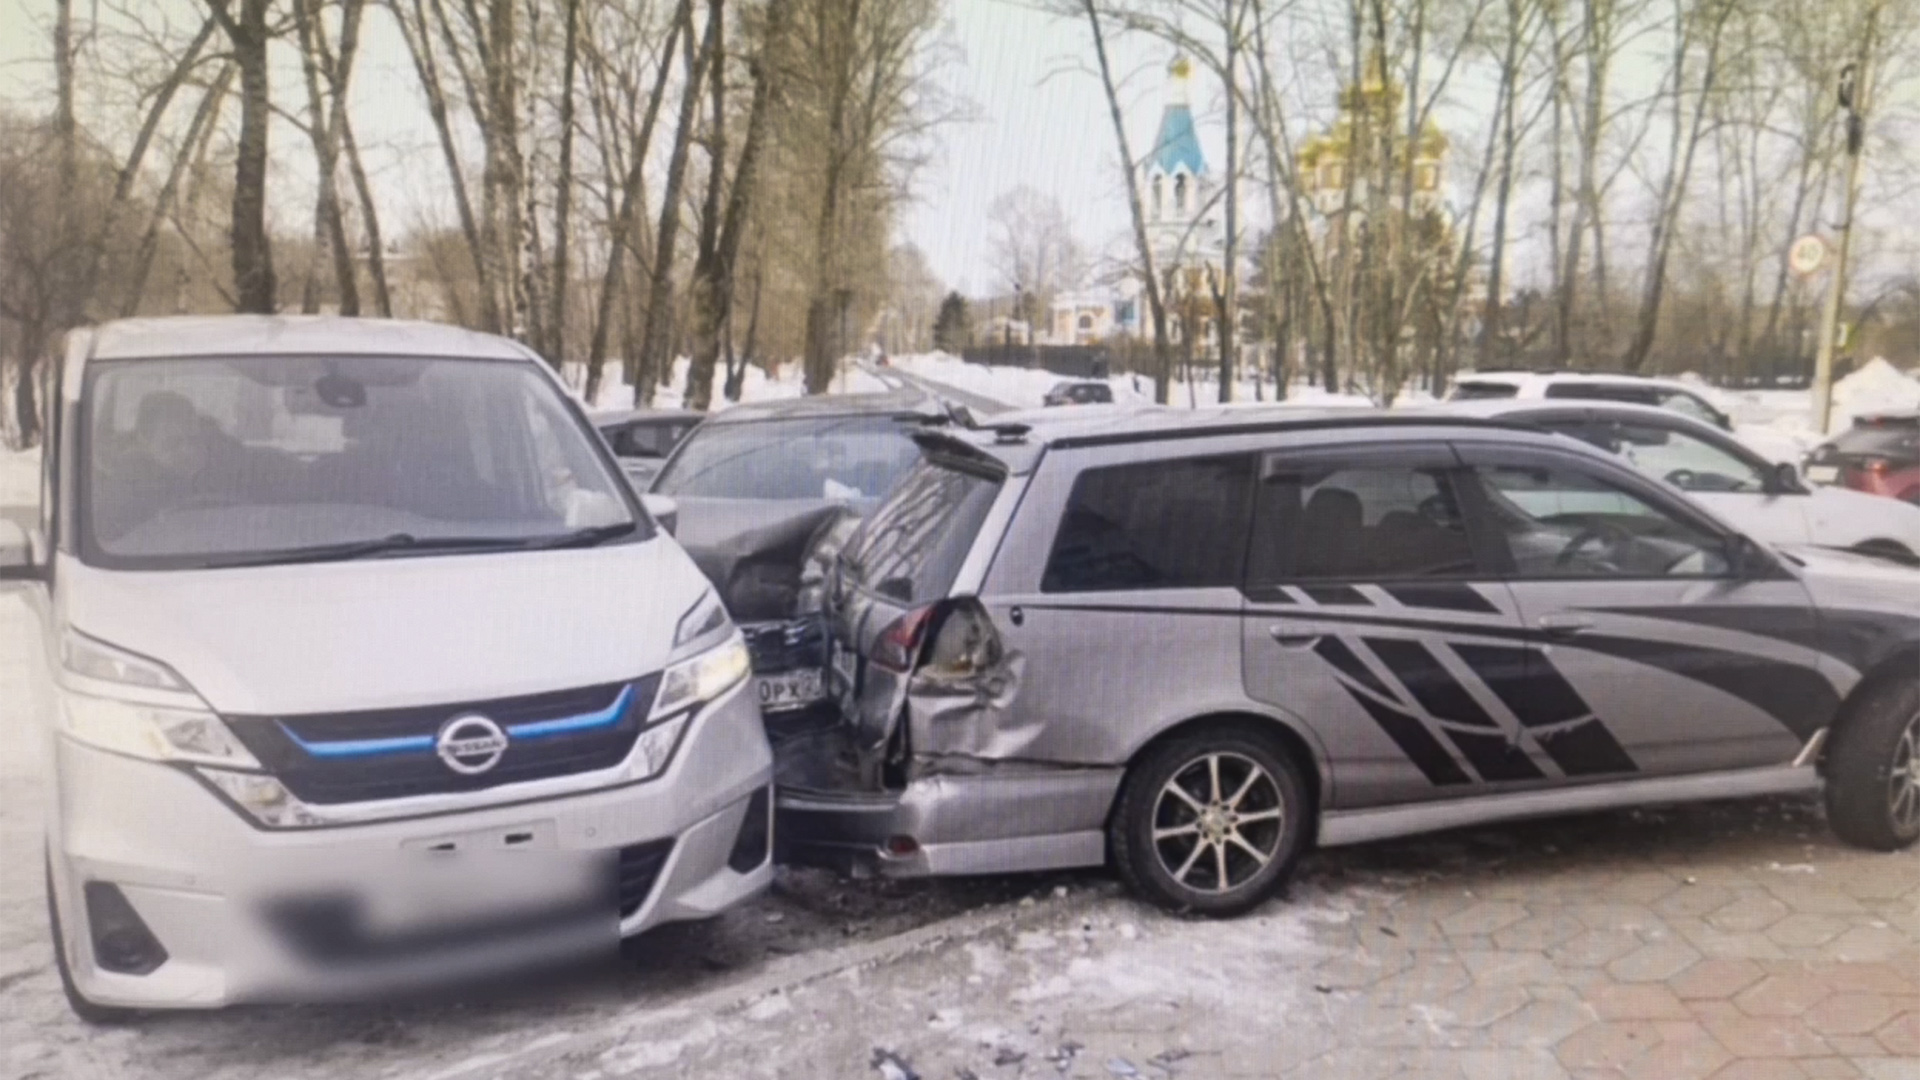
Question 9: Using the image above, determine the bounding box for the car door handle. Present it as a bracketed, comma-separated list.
[1536, 614, 1596, 638]
[1269, 626, 1322, 648]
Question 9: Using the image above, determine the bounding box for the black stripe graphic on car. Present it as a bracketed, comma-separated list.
[1302, 584, 1370, 606]
[1380, 583, 1501, 615]
[1252, 607, 1830, 741]
[1342, 689, 1472, 786]
[1313, 637, 1401, 704]
[1451, 643, 1638, 776]
[1589, 605, 1914, 671]
[1360, 638, 1544, 782]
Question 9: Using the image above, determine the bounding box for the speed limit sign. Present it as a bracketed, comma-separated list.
[1788, 234, 1831, 278]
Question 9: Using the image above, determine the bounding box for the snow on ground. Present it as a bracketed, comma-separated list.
[562, 357, 891, 413]
[0, 446, 37, 512]
[892, 351, 1377, 411]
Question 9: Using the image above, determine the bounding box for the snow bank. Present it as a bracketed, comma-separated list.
[1713, 359, 1920, 464]
[891, 353, 1378, 412]
[0, 447, 38, 512]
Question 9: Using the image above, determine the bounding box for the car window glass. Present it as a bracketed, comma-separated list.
[1543, 383, 1657, 405]
[843, 458, 1002, 605]
[1248, 464, 1476, 581]
[1657, 391, 1720, 424]
[1042, 454, 1254, 593]
[1472, 464, 1730, 578]
[1559, 422, 1766, 494]
[652, 415, 921, 501]
[1447, 382, 1518, 401]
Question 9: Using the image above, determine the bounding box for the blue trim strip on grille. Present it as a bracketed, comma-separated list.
[506, 684, 635, 739]
[278, 684, 636, 758]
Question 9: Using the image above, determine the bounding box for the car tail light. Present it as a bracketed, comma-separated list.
[871, 605, 936, 673]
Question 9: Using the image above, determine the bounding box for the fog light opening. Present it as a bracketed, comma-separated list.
[83, 882, 168, 976]
[883, 835, 920, 858]
[727, 786, 772, 873]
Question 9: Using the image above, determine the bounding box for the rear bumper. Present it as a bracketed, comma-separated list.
[772, 738, 1121, 877]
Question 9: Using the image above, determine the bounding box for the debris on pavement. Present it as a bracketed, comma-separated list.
[871, 1047, 922, 1080]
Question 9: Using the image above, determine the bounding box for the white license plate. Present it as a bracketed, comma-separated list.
[757, 668, 825, 711]
[1805, 464, 1841, 484]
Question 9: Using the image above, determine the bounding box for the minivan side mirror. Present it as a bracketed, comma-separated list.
[0, 519, 43, 582]
[1725, 533, 1777, 579]
[640, 493, 678, 537]
[1768, 461, 1806, 495]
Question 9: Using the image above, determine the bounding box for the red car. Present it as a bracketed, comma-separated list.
[1804, 411, 1920, 504]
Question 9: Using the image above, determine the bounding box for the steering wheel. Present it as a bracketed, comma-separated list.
[1663, 468, 1699, 490]
[1555, 520, 1637, 569]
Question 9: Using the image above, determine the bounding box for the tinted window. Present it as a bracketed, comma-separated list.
[1657, 391, 1722, 425]
[1447, 381, 1519, 401]
[1042, 455, 1254, 593]
[652, 414, 921, 501]
[1543, 382, 1659, 405]
[842, 457, 1002, 605]
[1830, 422, 1920, 458]
[1472, 464, 1730, 578]
[1555, 421, 1766, 493]
[82, 356, 634, 568]
[1248, 465, 1476, 581]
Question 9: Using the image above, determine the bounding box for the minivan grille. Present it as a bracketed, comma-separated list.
[226, 675, 661, 805]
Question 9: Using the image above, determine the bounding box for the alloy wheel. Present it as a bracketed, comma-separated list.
[1150, 752, 1286, 895]
[1891, 711, 1920, 835]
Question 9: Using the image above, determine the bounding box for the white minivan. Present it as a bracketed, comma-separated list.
[0, 317, 773, 1017]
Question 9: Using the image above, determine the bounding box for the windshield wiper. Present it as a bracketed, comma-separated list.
[515, 522, 641, 549]
[206, 533, 533, 568]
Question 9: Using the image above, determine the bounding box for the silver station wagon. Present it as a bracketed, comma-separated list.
[775, 407, 1920, 915]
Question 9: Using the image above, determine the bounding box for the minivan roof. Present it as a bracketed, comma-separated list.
[76, 316, 536, 363]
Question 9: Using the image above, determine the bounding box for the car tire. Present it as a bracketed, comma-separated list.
[1109, 727, 1308, 917]
[45, 858, 140, 1025]
[1824, 677, 1920, 852]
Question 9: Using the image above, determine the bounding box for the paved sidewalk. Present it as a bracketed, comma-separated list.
[488, 798, 1920, 1080]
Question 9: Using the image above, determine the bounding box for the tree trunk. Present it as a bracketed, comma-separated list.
[635, 1, 719, 400]
[396, 0, 494, 326]
[1217, 0, 1240, 402]
[1480, 0, 1527, 367]
[545, 0, 580, 367]
[583, 0, 688, 405]
[1084, 0, 1173, 404]
[340, 115, 392, 316]
[213, 0, 279, 313]
[124, 64, 235, 318]
[477, 0, 523, 336]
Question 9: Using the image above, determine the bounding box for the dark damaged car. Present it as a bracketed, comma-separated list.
[778, 406, 1920, 915]
[646, 393, 939, 722]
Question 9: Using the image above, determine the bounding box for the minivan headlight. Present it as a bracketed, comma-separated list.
[59, 690, 260, 768]
[652, 632, 750, 721]
[674, 590, 730, 649]
[56, 630, 259, 768]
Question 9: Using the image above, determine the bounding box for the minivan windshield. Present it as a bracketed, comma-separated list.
[652, 414, 922, 502]
[81, 355, 638, 569]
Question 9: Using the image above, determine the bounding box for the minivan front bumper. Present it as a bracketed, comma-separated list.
[47, 682, 773, 1010]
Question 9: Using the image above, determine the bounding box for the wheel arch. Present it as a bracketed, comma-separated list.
[1110, 710, 1329, 837]
[1822, 645, 1920, 776]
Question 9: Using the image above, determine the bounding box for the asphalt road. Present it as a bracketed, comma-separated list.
[869, 364, 1016, 417]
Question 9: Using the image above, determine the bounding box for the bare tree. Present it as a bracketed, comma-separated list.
[205, 0, 280, 313]
[985, 185, 1089, 318]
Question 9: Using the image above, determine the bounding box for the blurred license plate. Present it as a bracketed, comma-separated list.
[1805, 464, 1840, 484]
[758, 668, 824, 711]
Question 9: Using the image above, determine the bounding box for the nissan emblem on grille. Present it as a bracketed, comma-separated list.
[435, 715, 509, 775]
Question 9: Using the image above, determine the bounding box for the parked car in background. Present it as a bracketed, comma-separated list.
[1043, 380, 1115, 407]
[1447, 371, 1734, 430]
[594, 408, 704, 491]
[1439, 399, 1920, 564]
[777, 405, 1920, 915]
[647, 393, 938, 722]
[1, 316, 773, 1018]
[1804, 411, 1920, 505]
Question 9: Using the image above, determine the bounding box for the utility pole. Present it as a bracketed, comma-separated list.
[1811, 2, 1880, 436]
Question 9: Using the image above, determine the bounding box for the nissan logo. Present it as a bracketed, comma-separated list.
[435, 714, 509, 775]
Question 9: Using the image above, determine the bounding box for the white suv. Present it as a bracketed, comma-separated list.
[1, 316, 774, 1017]
[1447, 371, 1734, 431]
